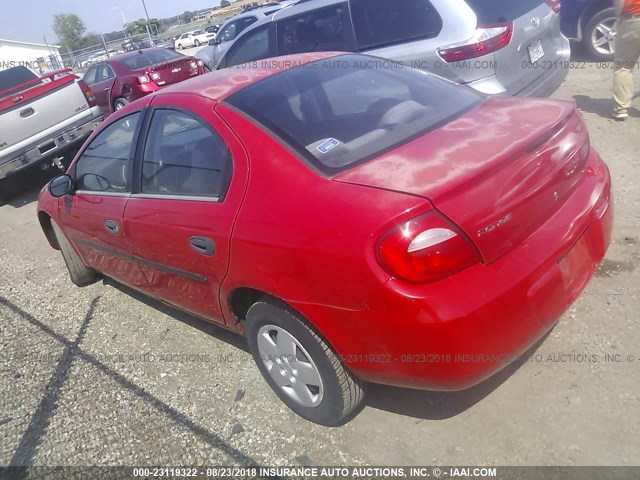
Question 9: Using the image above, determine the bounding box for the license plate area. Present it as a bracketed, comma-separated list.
[528, 40, 545, 63]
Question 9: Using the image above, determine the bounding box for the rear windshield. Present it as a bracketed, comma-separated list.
[0, 66, 38, 92]
[225, 55, 483, 174]
[350, 0, 443, 51]
[120, 49, 183, 70]
[464, 0, 545, 23]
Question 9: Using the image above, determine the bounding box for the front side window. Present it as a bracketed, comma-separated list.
[277, 4, 351, 55]
[350, 0, 443, 51]
[141, 109, 231, 199]
[236, 16, 258, 36]
[75, 113, 141, 192]
[225, 55, 483, 173]
[224, 25, 271, 68]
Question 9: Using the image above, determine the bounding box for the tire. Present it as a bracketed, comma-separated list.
[114, 97, 129, 111]
[177, 43, 184, 50]
[583, 8, 617, 61]
[246, 300, 366, 426]
[194, 39, 201, 47]
[51, 221, 100, 287]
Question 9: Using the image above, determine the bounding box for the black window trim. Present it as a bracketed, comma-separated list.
[131, 105, 234, 202]
[73, 108, 148, 194]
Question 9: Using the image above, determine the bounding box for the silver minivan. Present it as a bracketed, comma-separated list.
[214, 0, 569, 97]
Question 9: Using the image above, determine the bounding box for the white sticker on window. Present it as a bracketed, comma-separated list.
[316, 138, 340, 154]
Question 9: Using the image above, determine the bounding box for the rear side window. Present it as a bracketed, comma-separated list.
[350, 0, 443, 51]
[464, 0, 545, 23]
[277, 4, 353, 55]
[0, 66, 38, 92]
[141, 109, 231, 199]
[226, 55, 483, 174]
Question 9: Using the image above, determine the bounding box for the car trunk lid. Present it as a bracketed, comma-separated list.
[333, 97, 590, 264]
[145, 57, 199, 86]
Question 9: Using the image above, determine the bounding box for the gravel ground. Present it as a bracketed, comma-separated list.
[1, 50, 639, 468]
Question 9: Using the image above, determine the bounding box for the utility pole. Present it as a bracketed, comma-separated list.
[141, 0, 153, 42]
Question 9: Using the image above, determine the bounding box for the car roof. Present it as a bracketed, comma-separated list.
[153, 51, 343, 102]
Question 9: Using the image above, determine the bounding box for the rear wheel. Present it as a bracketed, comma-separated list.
[584, 8, 617, 61]
[246, 300, 366, 426]
[194, 39, 201, 47]
[51, 221, 100, 287]
[114, 97, 129, 111]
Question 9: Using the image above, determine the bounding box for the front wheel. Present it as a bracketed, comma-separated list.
[584, 8, 617, 61]
[51, 221, 100, 287]
[194, 39, 201, 47]
[177, 43, 183, 50]
[246, 300, 366, 426]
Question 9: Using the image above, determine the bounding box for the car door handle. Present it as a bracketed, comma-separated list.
[20, 108, 35, 118]
[189, 236, 215, 256]
[104, 219, 120, 235]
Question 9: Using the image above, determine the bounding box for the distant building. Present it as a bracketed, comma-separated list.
[0, 38, 63, 73]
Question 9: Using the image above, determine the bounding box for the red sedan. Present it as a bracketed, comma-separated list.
[37, 52, 613, 426]
[81, 48, 205, 116]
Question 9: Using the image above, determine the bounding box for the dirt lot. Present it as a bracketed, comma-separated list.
[1, 52, 639, 468]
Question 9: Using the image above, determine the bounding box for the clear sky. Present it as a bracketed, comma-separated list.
[0, 0, 222, 44]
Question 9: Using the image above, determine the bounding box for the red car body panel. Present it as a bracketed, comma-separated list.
[37, 52, 613, 392]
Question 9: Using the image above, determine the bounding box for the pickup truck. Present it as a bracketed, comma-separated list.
[0, 66, 103, 203]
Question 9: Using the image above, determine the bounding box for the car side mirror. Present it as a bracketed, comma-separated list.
[49, 175, 74, 197]
[212, 39, 222, 46]
[81, 173, 111, 192]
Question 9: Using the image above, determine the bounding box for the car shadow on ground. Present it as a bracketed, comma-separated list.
[364, 331, 553, 421]
[103, 278, 251, 354]
[2, 169, 59, 209]
[105, 277, 553, 423]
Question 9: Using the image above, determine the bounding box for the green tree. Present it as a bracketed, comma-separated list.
[181, 10, 193, 23]
[125, 18, 162, 36]
[52, 13, 87, 50]
[220, 0, 231, 7]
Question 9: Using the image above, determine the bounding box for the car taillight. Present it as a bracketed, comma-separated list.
[377, 212, 479, 283]
[437, 23, 513, 62]
[137, 74, 150, 84]
[196, 59, 204, 68]
[77, 80, 97, 107]
[545, 0, 561, 13]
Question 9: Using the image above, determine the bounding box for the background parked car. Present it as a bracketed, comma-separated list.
[174, 30, 215, 49]
[196, 4, 288, 70]
[81, 48, 205, 116]
[214, 0, 570, 98]
[560, 0, 615, 60]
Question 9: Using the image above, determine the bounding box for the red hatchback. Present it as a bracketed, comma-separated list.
[82, 48, 205, 116]
[38, 53, 613, 426]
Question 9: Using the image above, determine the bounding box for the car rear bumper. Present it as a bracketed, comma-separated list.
[292, 149, 612, 391]
[0, 109, 103, 180]
[467, 37, 571, 98]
